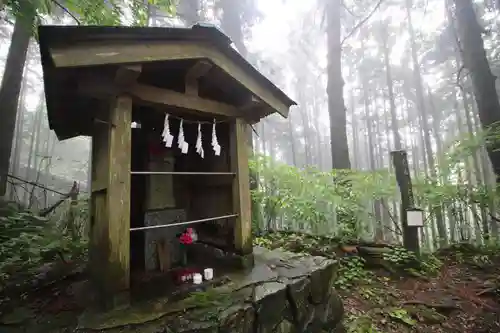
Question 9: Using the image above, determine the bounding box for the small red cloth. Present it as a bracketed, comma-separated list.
[174, 268, 199, 284]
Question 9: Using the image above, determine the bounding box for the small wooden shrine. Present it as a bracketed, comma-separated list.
[37, 24, 295, 304]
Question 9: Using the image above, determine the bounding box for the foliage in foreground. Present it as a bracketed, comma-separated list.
[0, 198, 88, 289]
[250, 126, 500, 246]
[4, 0, 176, 27]
[250, 156, 396, 242]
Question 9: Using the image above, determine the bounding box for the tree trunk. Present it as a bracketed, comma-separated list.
[350, 92, 359, 169]
[287, 115, 298, 166]
[361, 71, 383, 238]
[219, 0, 247, 56]
[453, 0, 500, 184]
[179, 0, 200, 26]
[406, 0, 447, 246]
[380, 23, 402, 150]
[8, 64, 29, 200]
[326, 0, 350, 169]
[297, 79, 312, 166]
[313, 88, 323, 168]
[0, 7, 35, 196]
[23, 105, 42, 206]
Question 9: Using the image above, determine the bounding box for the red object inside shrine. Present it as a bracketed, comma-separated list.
[173, 268, 200, 284]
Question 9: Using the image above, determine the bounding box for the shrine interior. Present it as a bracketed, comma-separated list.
[129, 104, 235, 286]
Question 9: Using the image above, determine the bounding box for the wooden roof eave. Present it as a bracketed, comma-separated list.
[48, 40, 293, 118]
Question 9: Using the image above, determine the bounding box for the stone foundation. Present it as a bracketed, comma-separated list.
[78, 247, 344, 333]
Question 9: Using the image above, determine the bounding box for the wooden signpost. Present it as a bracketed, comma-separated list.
[391, 150, 422, 256]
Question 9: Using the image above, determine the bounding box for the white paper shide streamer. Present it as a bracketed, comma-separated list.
[211, 119, 221, 156]
[196, 122, 204, 158]
[160, 115, 222, 157]
[161, 114, 174, 148]
[178, 119, 189, 154]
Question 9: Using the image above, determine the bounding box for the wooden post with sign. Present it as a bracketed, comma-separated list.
[391, 150, 421, 255]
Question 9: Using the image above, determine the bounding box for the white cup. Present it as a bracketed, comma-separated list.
[193, 273, 203, 285]
[204, 268, 214, 280]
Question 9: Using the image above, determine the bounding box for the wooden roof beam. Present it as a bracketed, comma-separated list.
[131, 83, 239, 117]
[78, 77, 241, 118]
[185, 60, 212, 96]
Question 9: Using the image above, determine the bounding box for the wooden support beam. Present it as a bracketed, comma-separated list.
[240, 96, 261, 112]
[114, 65, 141, 87]
[90, 114, 110, 300]
[132, 83, 239, 117]
[89, 95, 132, 308]
[185, 60, 212, 95]
[50, 42, 291, 117]
[230, 118, 252, 256]
[78, 78, 241, 118]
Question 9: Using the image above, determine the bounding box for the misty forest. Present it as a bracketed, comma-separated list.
[2, 0, 500, 332]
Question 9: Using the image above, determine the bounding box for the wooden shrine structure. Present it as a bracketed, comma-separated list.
[37, 24, 295, 304]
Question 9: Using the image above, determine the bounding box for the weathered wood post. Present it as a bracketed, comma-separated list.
[90, 95, 132, 307]
[230, 118, 253, 267]
[390, 150, 420, 255]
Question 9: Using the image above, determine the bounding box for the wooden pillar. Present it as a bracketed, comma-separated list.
[391, 150, 420, 255]
[90, 95, 132, 307]
[230, 118, 253, 257]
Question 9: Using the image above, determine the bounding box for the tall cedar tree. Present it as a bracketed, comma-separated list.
[0, 3, 35, 196]
[326, 0, 351, 169]
[453, 0, 500, 185]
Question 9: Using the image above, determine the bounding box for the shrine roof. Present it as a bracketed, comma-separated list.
[38, 24, 296, 140]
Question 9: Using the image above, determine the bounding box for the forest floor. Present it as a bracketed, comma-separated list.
[255, 232, 500, 333]
[1, 231, 500, 333]
[339, 256, 500, 333]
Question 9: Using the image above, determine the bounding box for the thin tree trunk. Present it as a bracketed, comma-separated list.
[313, 90, 323, 168]
[23, 104, 42, 206]
[179, 0, 200, 26]
[8, 64, 29, 200]
[326, 0, 350, 169]
[350, 93, 359, 169]
[406, 0, 447, 246]
[381, 23, 402, 150]
[287, 115, 297, 166]
[0, 8, 35, 196]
